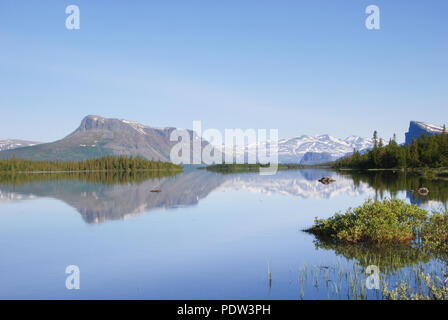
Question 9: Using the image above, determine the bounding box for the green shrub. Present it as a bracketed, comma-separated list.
[306, 199, 428, 243]
[422, 211, 448, 251]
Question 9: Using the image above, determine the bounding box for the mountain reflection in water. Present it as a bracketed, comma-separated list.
[1, 169, 447, 224]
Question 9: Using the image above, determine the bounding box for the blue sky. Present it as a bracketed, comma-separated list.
[0, 0, 447, 143]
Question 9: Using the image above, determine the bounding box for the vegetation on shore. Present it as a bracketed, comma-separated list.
[0, 155, 183, 173]
[295, 260, 447, 300]
[203, 163, 305, 173]
[304, 199, 448, 300]
[333, 129, 448, 170]
[305, 199, 448, 250]
[382, 272, 448, 300]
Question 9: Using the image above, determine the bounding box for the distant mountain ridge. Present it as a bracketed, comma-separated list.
[221, 134, 374, 164]
[405, 121, 446, 145]
[0, 115, 206, 162]
[0, 139, 42, 152]
[0, 115, 373, 164]
[279, 135, 373, 164]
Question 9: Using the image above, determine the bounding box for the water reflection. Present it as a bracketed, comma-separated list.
[0, 170, 223, 223]
[309, 171, 448, 277]
[217, 169, 373, 199]
[310, 234, 434, 274]
[1, 169, 447, 224]
[340, 170, 448, 208]
[1, 169, 448, 299]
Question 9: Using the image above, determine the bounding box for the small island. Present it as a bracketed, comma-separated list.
[305, 199, 447, 247]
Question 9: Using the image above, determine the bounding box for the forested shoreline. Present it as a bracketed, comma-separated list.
[333, 128, 448, 170]
[0, 155, 183, 173]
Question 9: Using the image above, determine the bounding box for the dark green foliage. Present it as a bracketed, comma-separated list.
[334, 129, 448, 169]
[306, 199, 428, 243]
[306, 199, 448, 253]
[0, 155, 183, 173]
[422, 212, 448, 252]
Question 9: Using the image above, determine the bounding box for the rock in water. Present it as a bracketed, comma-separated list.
[418, 187, 429, 195]
[318, 176, 336, 185]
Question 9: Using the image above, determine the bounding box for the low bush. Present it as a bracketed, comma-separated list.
[306, 199, 433, 244]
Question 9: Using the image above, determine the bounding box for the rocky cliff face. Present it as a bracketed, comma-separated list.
[65, 115, 184, 161]
[405, 121, 445, 145]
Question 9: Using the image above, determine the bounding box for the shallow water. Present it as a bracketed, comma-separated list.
[0, 169, 446, 299]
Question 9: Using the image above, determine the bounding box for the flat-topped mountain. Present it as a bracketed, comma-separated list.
[405, 121, 446, 145]
[0, 139, 42, 151]
[0, 115, 204, 162]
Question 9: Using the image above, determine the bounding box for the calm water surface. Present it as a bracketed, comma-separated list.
[0, 169, 447, 299]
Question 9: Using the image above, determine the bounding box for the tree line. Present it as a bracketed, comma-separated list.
[333, 127, 448, 169]
[0, 155, 183, 173]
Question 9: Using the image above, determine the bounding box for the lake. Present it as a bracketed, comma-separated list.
[0, 169, 447, 299]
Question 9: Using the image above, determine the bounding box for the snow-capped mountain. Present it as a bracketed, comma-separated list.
[278, 135, 373, 164]
[217, 134, 373, 164]
[405, 121, 446, 145]
[0, 139, 41, 151]
[0, 115, 373, 165]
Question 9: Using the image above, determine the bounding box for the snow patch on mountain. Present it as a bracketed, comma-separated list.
[405, 121, 446, 145]
[214, 134, 373, 164]
[413, 121, 444, 133]
[121, 119, 149, 135]
[0, 139, 42, 151]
